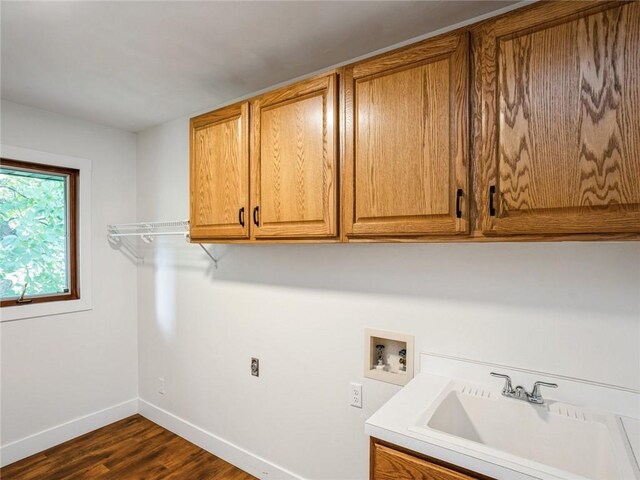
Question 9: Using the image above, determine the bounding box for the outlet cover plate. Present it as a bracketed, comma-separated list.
[158, 377, 165, 395]
[350, 382, 362, 408]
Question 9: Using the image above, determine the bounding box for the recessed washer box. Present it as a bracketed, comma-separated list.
[364, 328, 414, 386]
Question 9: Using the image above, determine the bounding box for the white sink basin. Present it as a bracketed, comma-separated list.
[409, 382, 638, 480]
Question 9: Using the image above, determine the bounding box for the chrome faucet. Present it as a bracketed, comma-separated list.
[490, 372, 558, 405]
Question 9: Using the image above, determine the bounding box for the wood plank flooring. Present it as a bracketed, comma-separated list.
[0, 414, 257, 480]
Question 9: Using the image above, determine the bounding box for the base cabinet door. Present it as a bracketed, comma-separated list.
[478, 1, 640, 235]
[371, 440, 482, 480]
[250, 73, 338, 239]
[190, 102, 250, 240]
[343, 31, 470, 239]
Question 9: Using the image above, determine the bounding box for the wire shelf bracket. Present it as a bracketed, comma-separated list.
[196, 242, 218, 268]
[107, 220, 218, 268]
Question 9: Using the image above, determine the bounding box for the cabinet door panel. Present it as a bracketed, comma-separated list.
[252, 74, 337, 238]
[356, 59, 450, 219]
[479, 1, 640, 234]
[344, 32, 469, 238]
[190, 102, 249, 240]
[260, 94, 325, 226]
[372, 443, 477, 480]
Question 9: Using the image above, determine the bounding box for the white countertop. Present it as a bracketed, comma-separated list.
[365, 356, 640, 480]
[367, 373, 546, 479]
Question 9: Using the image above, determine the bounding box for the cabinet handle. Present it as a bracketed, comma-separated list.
[489, 185, 496, 216]
[238, 207, 245, 227]
[456, 189, 463, 219]
[253, 206, 260, 226]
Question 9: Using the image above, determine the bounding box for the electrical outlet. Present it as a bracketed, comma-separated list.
[158, 377, 165, 395]
[350, 382, 362, 408]
[251, 357, 259, 377]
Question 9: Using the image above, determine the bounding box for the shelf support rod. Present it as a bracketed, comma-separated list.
[198, 243, 218, 269]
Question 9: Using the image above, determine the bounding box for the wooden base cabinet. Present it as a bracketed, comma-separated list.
[477, 1, 640, 235]
[370, 439, 489, 480]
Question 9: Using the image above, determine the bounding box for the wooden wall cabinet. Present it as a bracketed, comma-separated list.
[343, 31, 469, 239]
[190, 1, 640, 244]
[370, 439, 487, 480]
[190, 102, 250, 240]
[190, 74, 338, 242]
[476, 1, 640, 235]
[251, 73, 338, 239]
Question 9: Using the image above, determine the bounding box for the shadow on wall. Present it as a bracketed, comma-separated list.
[135, 240, 640, 317]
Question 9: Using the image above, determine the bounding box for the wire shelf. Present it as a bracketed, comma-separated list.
[107, 220, 190, 239]
[107, 220, 217, 267]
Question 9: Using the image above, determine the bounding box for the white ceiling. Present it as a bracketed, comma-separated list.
[1, 1, 518, 132]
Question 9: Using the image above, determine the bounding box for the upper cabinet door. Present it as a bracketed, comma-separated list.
[478, 1, 640, 235]
[190, 102, 250, 240]
[343, 32, 469, 238]
[251, 73, 338, 239]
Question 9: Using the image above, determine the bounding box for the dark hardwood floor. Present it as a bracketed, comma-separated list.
[0, 414, 257, 479]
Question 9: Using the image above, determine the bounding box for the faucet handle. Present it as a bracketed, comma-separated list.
[490, 372, 514, 395]
[531, 381, 558, 401]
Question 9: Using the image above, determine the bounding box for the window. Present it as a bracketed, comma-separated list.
[0, 158, 79, 307]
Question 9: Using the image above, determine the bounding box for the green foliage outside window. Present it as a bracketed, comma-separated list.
[0, 167, 69, 299]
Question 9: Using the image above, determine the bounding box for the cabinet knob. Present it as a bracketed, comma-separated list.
[253, 206, 260, 227]
[456, 189, 463, 219]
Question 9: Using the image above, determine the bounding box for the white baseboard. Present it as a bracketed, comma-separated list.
[138, 399, 304, 480]
[0, 398, 138, 468]
[2, 398, 302, 479]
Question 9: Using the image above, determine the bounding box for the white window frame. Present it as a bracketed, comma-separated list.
[0, 144, 92, 322]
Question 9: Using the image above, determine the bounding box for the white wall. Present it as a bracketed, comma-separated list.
[137, 116, 640, 479]
[0, 101, 139, 447]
